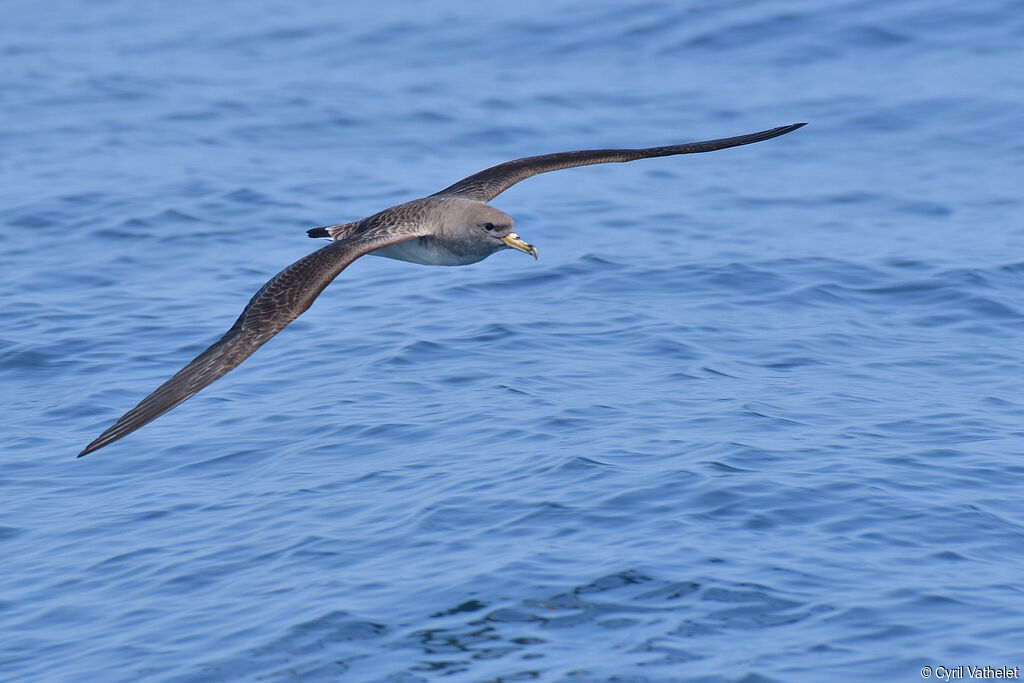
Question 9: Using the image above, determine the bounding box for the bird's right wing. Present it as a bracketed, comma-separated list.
[431, 123, 806, 203]
[78, 227, 426, 457]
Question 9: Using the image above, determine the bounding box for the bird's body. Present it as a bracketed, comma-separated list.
[320, 197, 519, 266]
[78, 122, 805, 457]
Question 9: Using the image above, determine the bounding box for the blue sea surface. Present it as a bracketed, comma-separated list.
[3, 1, 1024, 680]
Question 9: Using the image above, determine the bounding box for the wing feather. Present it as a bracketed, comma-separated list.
[432, 123, 806, 202]
[78, 230, 423, 456]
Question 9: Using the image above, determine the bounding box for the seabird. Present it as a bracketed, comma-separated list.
[78, 122, 806, 457]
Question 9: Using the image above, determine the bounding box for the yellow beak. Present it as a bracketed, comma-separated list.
[501, 233, 539, 259]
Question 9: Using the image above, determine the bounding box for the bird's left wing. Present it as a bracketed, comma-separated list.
[431, 123, 806, 203]
[78, 227, 425, 457]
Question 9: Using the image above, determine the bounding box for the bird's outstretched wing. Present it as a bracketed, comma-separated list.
[78, 229, 424, 457]
[432, 123, 806, 203]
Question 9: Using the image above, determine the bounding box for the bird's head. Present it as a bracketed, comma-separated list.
[450, 201, 538, 261]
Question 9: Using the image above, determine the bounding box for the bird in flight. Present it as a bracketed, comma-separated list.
[78, 122, 806, 457]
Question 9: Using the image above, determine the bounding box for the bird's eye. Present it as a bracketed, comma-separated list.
[483, 223, 496, 231]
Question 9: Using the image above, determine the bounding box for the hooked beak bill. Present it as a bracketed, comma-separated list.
[501, 233, 539, 259]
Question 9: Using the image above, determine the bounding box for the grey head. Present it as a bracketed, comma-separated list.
[435, 199, 537, 265]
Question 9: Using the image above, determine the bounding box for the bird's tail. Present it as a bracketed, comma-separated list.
[307, 222, 355, 240]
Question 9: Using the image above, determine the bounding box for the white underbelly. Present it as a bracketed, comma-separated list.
[370, 238, 481, 266]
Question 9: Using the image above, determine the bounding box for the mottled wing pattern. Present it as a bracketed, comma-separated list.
[79, 227, 425, 456]
[432, 123, 806, 203]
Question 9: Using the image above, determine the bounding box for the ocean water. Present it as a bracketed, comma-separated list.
[3, 0, 1024, 680]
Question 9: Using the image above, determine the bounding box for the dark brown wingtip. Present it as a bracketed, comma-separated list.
[749, 122, 808, 142]
[307, 227, 330, 238]
[740, 122, 808, 143]
[78, 431, 116, 457]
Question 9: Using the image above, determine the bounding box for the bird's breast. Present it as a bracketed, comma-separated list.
[369, 237, 486, 266]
